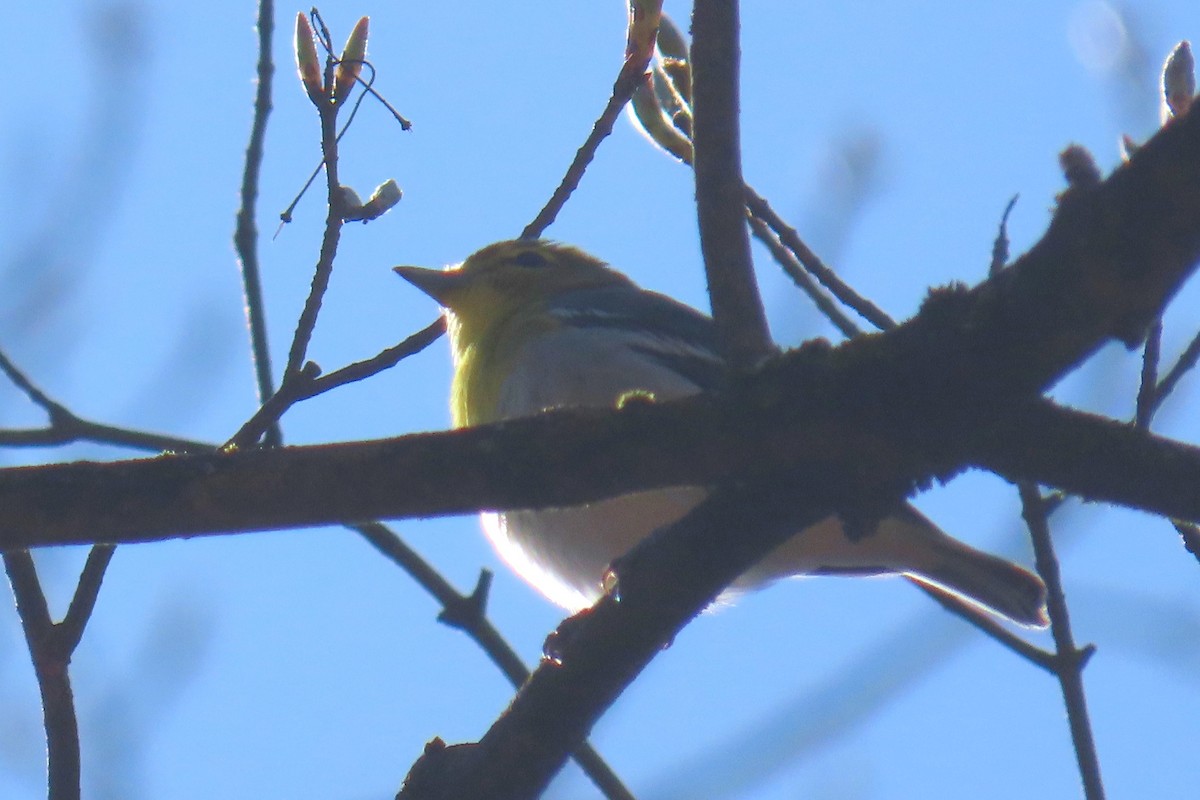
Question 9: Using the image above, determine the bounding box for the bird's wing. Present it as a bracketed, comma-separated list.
[494, 286, 725, 419]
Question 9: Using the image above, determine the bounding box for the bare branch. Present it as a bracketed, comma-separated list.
[744, 184, 897, 331]
[5, 552, 83, 800]
[1019, 484, 1105, 799]
[4, 394, 1200, 553]
[0, 346, 212, 454]
[1135, 319, 1163, 429]
[521, 31, 656, 239]
[283, 51, 347, 380]
[57, 544, 117, 655]
[1152, 327, 1200, 410]
[398, 479, 822, 798]
[300, 317, 445, 398]
[691, 0, 772, 366]
[912, 582, 1056, 672]
[233, 0, 281, 447]
[355, 523, 634, 800]
[748, 214, 862, 338]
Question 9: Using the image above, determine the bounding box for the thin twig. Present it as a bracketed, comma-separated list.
[0, 346, 74, 425]
[354, 523, 635, 800]
[743, 184, 896, 331]
[58, 545, 117, 654]
[0, 421, 212, 453]
[355, 524, 526, 688]
[301, 317, 445, 398]
[691, 0, 772, 367]
[225, 319, 444, 449]
[0, 346, 211, 453]
[1019, 483, 1105, 800]
[349, 69, 411, 130]
[225, 362, 322, 450]
[1152, 327, 1200, 412]
[990, 194, 1019, 276]
[278, 58, 409, 228]
[748, 214, 861, 338]
[629, 28, 882, 342]
[912, 582, 1056, 673]
[521, 53, 655, 239]
[326, 53, 410, 132]
[1135, 319, 1163, 429]
[5, 551, 83, 800]
[283, 65, 345, 379]
[233, 0, 282, 447]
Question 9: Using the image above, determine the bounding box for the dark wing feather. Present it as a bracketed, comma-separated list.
[548, 285, 727, 393]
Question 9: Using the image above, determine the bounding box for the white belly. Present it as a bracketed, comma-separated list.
[484, 486, 707, 612]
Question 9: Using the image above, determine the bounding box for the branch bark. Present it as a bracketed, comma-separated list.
[692, 0, 772, 366]
[389, 93, 1200, 790]
[0, 80, 1197, 571]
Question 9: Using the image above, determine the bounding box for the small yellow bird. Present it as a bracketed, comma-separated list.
[394, 239, 1048, 627]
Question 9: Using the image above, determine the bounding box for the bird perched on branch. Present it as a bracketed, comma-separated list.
[394, 239, 1048, 627]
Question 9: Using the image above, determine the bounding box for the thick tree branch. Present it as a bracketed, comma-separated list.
[962, 402, 1200, 511]
[3, 404, 1200, 553]
[1, 102, 1198, 549]
[355, 522, 634, 800]
[1, 39, 1197, 800]
[7, 402, 1200, 554]
[390, 94, 1200, 791]
[398, 479, 823, 799]
[8, 96, 1200, 546]
[3, 399, 1200, 552]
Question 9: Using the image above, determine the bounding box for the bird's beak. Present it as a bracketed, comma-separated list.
[392, 265, 468, 306]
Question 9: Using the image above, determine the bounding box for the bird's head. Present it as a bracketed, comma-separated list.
[394, 239, 633, 337]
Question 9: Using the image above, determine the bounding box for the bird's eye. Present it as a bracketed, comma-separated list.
[513, 250, 549, 268]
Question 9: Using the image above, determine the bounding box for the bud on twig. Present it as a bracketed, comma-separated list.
[1162, 40, 1195, 122]
[625, 0, 664, 65]
[294, 12, 325, 104]
[1059, 144, 1101, 192]
[342, 179, 402, 222]
[630, 73, 694, 163]
[1120, 133, 1140, 161]
[333, 16, 370, 105]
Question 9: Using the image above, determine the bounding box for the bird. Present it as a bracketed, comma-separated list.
[393, 239, 1049, 627]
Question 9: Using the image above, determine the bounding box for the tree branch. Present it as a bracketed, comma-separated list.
[3, 397, 1200, 550]
[744, 183, 897, 331]
[1020, 484, 1105, 799]
[520, 3, 659, 241]
[5, 552, 83, 800]
[233, 0, 281, 447]
[691, 0, 772, 367]
[283, 45, 346, 382]
[2, 102, 1199, 550]
[355, 523, 634, 800]
[398, 479, 823, 799]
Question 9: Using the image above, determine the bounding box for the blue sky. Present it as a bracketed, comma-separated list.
[2, 2, 1199, 798]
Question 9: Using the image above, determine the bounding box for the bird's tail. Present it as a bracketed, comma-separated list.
[743, 506, 1049, 628]
[901, 538, 1049, 628]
